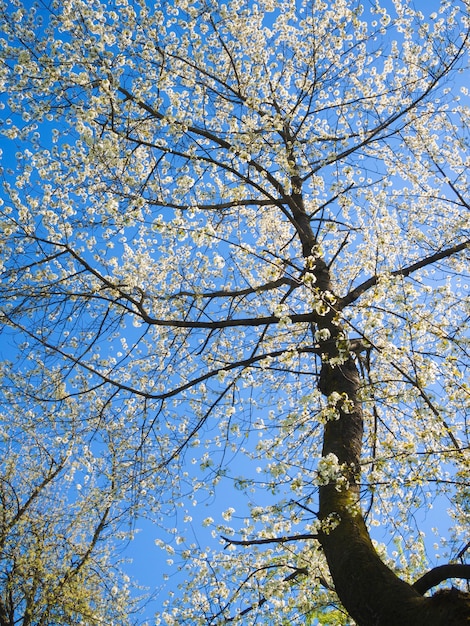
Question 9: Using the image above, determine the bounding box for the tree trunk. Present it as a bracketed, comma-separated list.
[315, 282, 470, 625]
[285, 174, 470, 623]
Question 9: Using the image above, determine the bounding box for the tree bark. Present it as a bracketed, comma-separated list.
[313, 259, 470, 625]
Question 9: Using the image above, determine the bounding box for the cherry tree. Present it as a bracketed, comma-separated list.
[0, 0, 469, 623]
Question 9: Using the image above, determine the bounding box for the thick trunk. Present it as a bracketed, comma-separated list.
[312, 260, 470, 625]
[318, 495, 470, 625]
[284, 182, 470, 623]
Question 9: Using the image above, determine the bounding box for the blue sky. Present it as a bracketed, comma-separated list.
[0, 0, 468, 624]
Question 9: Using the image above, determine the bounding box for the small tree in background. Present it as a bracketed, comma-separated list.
[0, 362, 142, 625]
[0, 0, 469, 623]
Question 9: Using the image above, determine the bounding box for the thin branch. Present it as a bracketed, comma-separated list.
[6, 461, 66, 535]
[116, 85, 289, 201]
[457, 541, 470, 561]
[169, 276, 298, 301]
[0, 600, 11, 626]
[303, 31, 470, 184]
[221, 533, 318, 548]
[156, 381, 236, 468]
[221, 565, 309, 624]
[58, 242, 314, 329]
[143, 197, 277, 210]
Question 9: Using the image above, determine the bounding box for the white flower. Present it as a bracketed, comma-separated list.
[222, 507, 235, 521]
[315, 328, 331, 342]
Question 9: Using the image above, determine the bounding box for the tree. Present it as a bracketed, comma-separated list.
[0, 359, 142, 625]
[0, 0, 469, 623]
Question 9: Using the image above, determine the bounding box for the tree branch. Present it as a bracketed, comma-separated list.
[169, 276, 298, 301]
[412, 564, 470, 595]
[221, 532, 318, 548]
[339, 241, 469, 308]
[221, 565, 309, 623]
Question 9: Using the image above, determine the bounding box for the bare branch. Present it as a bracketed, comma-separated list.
[412, 564, 470, 595]
[221, 533, 318, 548]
